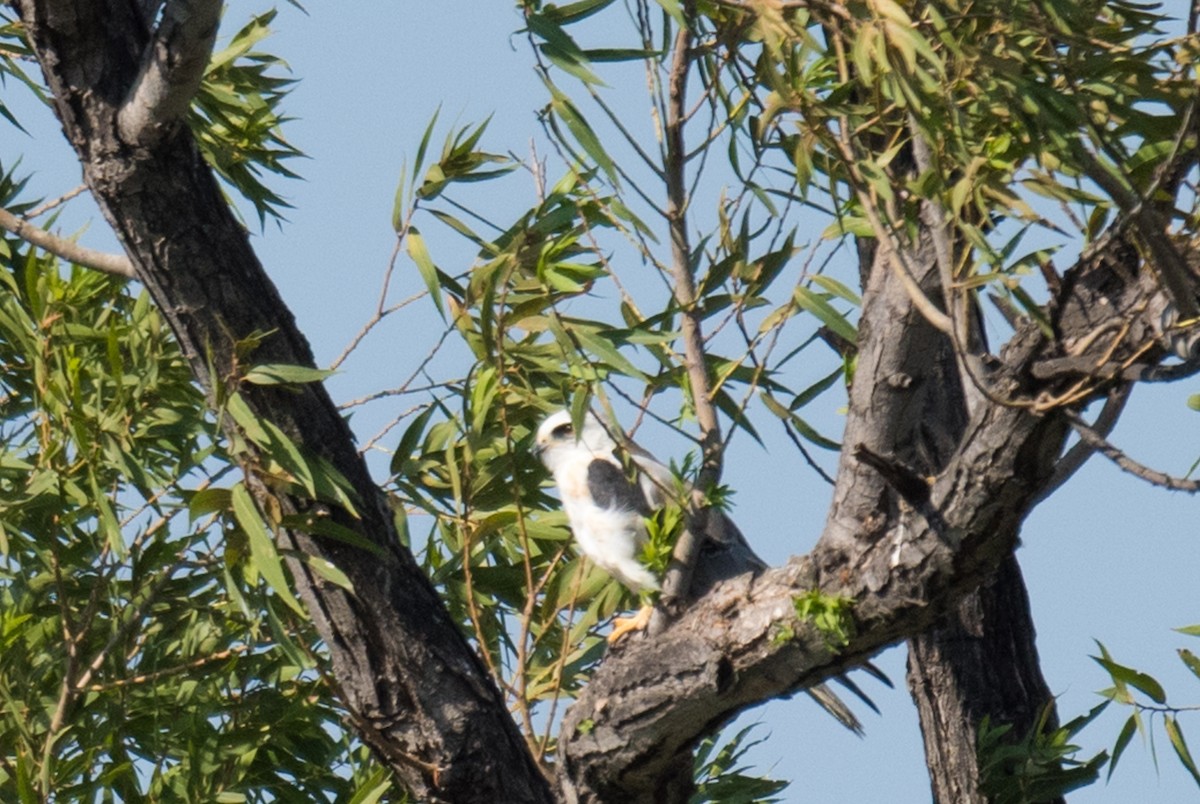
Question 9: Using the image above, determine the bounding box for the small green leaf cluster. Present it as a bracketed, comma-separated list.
[977, 703, 1108, 804]
[641, 501, 684, 576]
[1092, 632, 1200, 790]
[691, 724, 790, 804]
[791, 589, 855, 650]
[190, 11, 305, 226]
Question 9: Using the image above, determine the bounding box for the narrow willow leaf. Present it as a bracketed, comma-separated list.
[231, 482, 305, 616]
[1179, 649, 1200, 681]
[298, 553, 354, 592]
[793, 286, 858, 344]
[1093, 655, 1167, 704]
[225, 392, 271, 446]
[810, 274, 862, 306]
[1108, 713, 1139, 781]
[346, 766, 393, 804]
[1165, 716, 1200, 787]
[89, 472, 125, 558]
[188, 487, 232, 522]
[407, 228, 445, 318]
[546, 81, 618, 186]
[242, 363, 334, 385]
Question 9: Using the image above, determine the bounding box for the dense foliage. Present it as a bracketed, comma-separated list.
[2, 0, 1199, 800]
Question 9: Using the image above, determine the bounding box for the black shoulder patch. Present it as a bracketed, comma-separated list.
[587, 459, 651, 515]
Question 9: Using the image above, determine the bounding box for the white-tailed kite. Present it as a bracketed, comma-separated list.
[533, 408, 870, 733]
[534, 409, 662, 640]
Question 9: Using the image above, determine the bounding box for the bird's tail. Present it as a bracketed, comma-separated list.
[806, 683, 864, 736]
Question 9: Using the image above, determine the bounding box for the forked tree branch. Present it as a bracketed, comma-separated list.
[117, 0, 221, 146]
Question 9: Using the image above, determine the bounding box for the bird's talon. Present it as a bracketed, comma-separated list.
[608, 604, 653, 643]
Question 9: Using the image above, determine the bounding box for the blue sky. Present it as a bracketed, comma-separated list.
[7, 2, 1199, 800]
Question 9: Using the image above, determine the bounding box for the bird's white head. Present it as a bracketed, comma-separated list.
[534, 409, 616, 472]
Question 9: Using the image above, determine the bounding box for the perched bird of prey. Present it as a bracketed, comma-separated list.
[534, 410, 662, 640]
[533, 408, 873, 733]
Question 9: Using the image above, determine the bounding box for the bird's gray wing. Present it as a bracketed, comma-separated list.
[624, 437, 765, 592]
[587, 458, 652, 516]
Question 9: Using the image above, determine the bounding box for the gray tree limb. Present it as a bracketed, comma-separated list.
[556, 227, 1190, 801]
[0, 205, 135, 277]
[117, 0, 222, 147]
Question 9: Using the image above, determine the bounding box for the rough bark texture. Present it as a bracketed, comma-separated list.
[13, 2, 552, 801]
[909, 556, 1059, 803]
[836, 232, 1064, 804]
[14, 2, 1200, 803]
[555, 230, 1185, 800]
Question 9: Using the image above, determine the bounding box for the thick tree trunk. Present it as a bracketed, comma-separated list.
[13, 3, 552, 801]
[840, 237, 1063, 801]
[909, 558, 1060, 804]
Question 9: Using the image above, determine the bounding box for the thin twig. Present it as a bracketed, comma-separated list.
[23, 185, 87, 219]
[1067, 411, 1200, 493]
[653, 19, 724, 633]
[1032, 386, 1130, 505]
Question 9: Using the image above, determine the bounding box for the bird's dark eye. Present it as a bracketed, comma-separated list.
[551, 423, 573, 438]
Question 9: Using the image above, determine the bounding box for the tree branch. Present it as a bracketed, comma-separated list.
[557, 206, 1193, 801]
[1032, 386, 1130, 505]
[1066, 411, 1200, 493]
[0, 206, 135, 277]
[15, 3, 552, 801]
[117, 0, 221, 146]
[654, 20, 723, 628]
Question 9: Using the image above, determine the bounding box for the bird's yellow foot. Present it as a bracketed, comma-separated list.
[608, 604, 653, 643]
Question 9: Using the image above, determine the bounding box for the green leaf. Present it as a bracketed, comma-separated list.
[89, 471, 126, 558]
[810, 274, 862, 306]
[1179, 649, 1200, 681]
[188, 487, 233, 522]
[231, 482, 305, 616]
[1108, 713, 1139, 781]
[1165, 716, 1200, 787]
[761, 391, 840, 450]
[297, 552, 354, 592]
[545, 80, 618, 186]
[242, 363, 335, 385]
[407, 227, 445, 319]
[1093, 654, 1167, 704]
[346, 766, 393, 804]
[793, 286, 858, 344]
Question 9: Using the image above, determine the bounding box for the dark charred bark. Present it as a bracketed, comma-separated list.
[12, 2, 552, 801]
